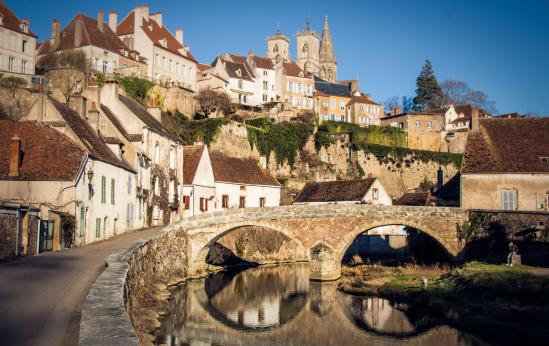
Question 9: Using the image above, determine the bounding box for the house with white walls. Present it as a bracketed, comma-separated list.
[209, 55, 256, 107]
[226, 52, 278, 105]
[209, 152, 281, 209]
[99, 81, 184, 225]
[182, 145, 216, 216]
[116, 4, 197, 90]
[20, 98, 138, 247]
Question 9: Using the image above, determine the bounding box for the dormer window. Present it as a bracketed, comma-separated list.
[299, 72, 304, 77]
[0, 14, 4, 26]
[236, 69, 242, 77]
[160, 39, 167, 48]
[20, 20, 29, 33]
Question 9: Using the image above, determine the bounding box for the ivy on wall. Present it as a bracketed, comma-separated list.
[114, 75, 154, 105]
[162, 111, 229, 145]
[320, 121, 407, 147]
[246, 118, 314, 166]
[359, 143, 463, 168]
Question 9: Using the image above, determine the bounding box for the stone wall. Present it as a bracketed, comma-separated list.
[0, 213, 17, 260]
[211, 122, 459, 198]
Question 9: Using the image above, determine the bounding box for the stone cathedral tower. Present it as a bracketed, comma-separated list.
[296, 18, 321, 76]
[319, 14, 337, 82]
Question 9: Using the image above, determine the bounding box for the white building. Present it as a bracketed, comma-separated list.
[182, 145, 281, 216]
[0, 1, 36, 77]
[116, 4, 197, 90]
[19, 98, 138, 247]
[226, 52, 278, 105]
[209, 56, 256, 107]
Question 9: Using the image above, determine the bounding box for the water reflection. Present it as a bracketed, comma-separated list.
[157, 264, 484, 346]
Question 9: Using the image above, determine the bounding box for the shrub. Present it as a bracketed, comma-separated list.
[115, 75, 154, 105]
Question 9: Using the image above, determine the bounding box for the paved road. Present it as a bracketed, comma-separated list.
[0, 227, 162, 346]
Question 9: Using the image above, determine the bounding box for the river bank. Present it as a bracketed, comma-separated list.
[338, 262, 549, 345]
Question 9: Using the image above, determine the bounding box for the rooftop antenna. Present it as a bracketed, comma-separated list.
[306, 12, 311, 31]
[277, 20, 280, 33]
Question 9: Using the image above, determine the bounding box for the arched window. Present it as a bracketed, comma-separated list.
[273, 44, 279, 53]
[302, 43, 308, 53]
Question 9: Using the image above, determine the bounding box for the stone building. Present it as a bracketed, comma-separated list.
[36, 12, 146, 76]
[314, 78, 352, 122]
[0, 201, 40, 260]
[461, 116, 549, 211]
[0, 1, 36, 78]
[347, 94, 384, 126]
[380, 111, 445, 151]
[182, 144, 216, 216]
[278, 61, 314, 111]
[293, 178, 391, 206]
[208, 55, 256, 107]
[227, 52, 278, 105]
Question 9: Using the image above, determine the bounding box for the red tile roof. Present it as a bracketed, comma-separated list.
[209, 152, 279, 186]
[0, 1, 36, 37]
[182, 145, 204, 184]
[462, 118, 549, 174]
[197, 63, 212, 72]
[0, 120, 85, 181]
[348, 94, 381, 106]
[284, 62, 311, 78]
[252, 56, 274, 70]
[37, 14, 129, 56]
[222, 59, 254, 82]
[117, 10, 197, 63]
[393, 192, 429, 206]
[294, 179, 376, 203]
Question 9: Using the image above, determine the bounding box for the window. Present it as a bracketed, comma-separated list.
[372, 188, 379, 200]
[263, 81, 268, 90]
[263, 94, 268, 102]
[239, 196, 246, 208]
[306, 84, 311, 96]
[288, 82, 293, 92]
[273, 44, 278, 53]
[8, 56, 14, 71]
[153, 205, 159, 220]
[154, 143, 160, 164]
[153, 177, 160, 196]
[101, 176, 106, 203]
[169, 59, 173, 72]
[155, 54, 160, 68]
[169, 180, 175, 203]
[169, 147, 176, 169]
[111, 178, 115, 204]
[79, 207, 85, 236]
[500, 190, 517, 211]
[102, 60, 108, 73]
[222, 195, 229, 209]
[21, 60, 26, 74]
[331, 99, 336, 110]
[259, 197, 266, 207]
[162, 56, 166, 69]
[183, 196, 190, 210]
[242, 95, 248, 104]
[415, 120, 420, 128]
[263, 70, 268, 76]
[238, 79, 243, 89]
[176, 62, 179, 75]
[427, 121, 432, 129]
[22, 40, 27, 53]
[127, 175, 132, 194]
[340, 101, 345, 110]
[95, 218, 101, 238]
[298, 83, 303, 92]
[200, 197, 208, 212]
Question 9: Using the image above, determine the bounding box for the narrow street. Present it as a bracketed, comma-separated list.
[0, 227, 162, 346]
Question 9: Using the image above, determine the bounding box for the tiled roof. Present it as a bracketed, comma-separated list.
[252, 56, 274, 70]
[284, 62, 310, 78]
[209, 152, 280, 186]
[227, 54, 255, 78]
[454, 104, 491, 119]
[348, 94, 381, 106]
[117, 10, 197, 63]
[182, 145, 204, 184]
[462, 118, 549, 174]
[315, 78, 351, 97]
[50, 98, 135, 173]
[197, 63, 212, 72]
[99, 104, 144, 143]
[37, 14, 127, 56]
[393, 192, 429, 206]
[382, 111, 443, 120]
[0, 120, 85, 181]
[0, 1, 36, 37]
[223, 60, 254, 82]
[294, 179, 375, 203]
[118, 94, 180, 143]
[432, 173, 460, 203]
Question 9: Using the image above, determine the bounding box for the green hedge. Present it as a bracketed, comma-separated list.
[320, 120, 406, 147]
[163, 111, 229, 145]
[114, 75, 153, 105]
[359, 143, 463, 168]
[246, 118, 314, 166]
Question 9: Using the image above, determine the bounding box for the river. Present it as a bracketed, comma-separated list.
[156, 263, 486, 346]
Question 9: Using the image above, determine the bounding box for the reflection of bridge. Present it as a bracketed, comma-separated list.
[180, 205, 469, 280]
[160, 265, 472, 346]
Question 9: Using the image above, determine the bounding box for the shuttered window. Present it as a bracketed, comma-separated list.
[222, 195, 229, 209]
[500, 189, 517, 210]
[111, 179, 115, 204]
[95, 218, 101, 238]
[101, 176, 106, 203]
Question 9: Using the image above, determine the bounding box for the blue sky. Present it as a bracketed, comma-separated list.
[8, 0, 549, 115]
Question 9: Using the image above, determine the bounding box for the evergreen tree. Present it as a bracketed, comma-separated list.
[413, 60, 443, 111]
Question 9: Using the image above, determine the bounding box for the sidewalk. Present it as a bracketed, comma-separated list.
[0, 227, 163, 346]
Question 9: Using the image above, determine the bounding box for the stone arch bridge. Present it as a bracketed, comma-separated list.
[181, 205, 469, 281]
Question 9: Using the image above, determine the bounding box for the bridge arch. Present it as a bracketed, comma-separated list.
[186, 221, 309, 278]
[335, 219, 458, 264]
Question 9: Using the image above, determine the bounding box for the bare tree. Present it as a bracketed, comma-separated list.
[195, 88, 233, 118]
[0, 75, 28, 120]
[441, 79, 497, 113]
[384, 96, 400, 110]
[38, 50, 89, 103]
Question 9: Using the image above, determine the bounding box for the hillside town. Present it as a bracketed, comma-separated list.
[0, 2, 548, 346]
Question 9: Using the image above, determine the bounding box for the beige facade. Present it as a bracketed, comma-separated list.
[461, 174, 549, 211]
[0, 4, 36, 78]
[381, 112, 444, 151]
[348, 96, 384, 126]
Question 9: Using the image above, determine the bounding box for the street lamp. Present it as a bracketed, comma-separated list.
[87, 168, 94, 181]
[87, 168, 94, 199]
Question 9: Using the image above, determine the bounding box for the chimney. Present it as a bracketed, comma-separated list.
[9, 135, 22, 177]
[470, 107, 480, 132]
[147, 105, 162, 122]
[50, 19, 60, 48]
[176, 28, 184, 45]
[87, 102, 100, 135]
[436, 167, 444, 191]
[75, 17, 83, 47]
[391, 107, 401, 116]
[108, 11, 117, 32]
[194, 135, 204, 146]
[248, 50, 254, 58]
[150, 12, 162, 27]
[97, 11, 104, 32]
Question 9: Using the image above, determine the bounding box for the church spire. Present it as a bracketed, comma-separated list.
[319, 13, 337, 82]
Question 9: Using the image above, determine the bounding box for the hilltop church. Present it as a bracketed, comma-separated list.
[266, 15, 338, 82]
